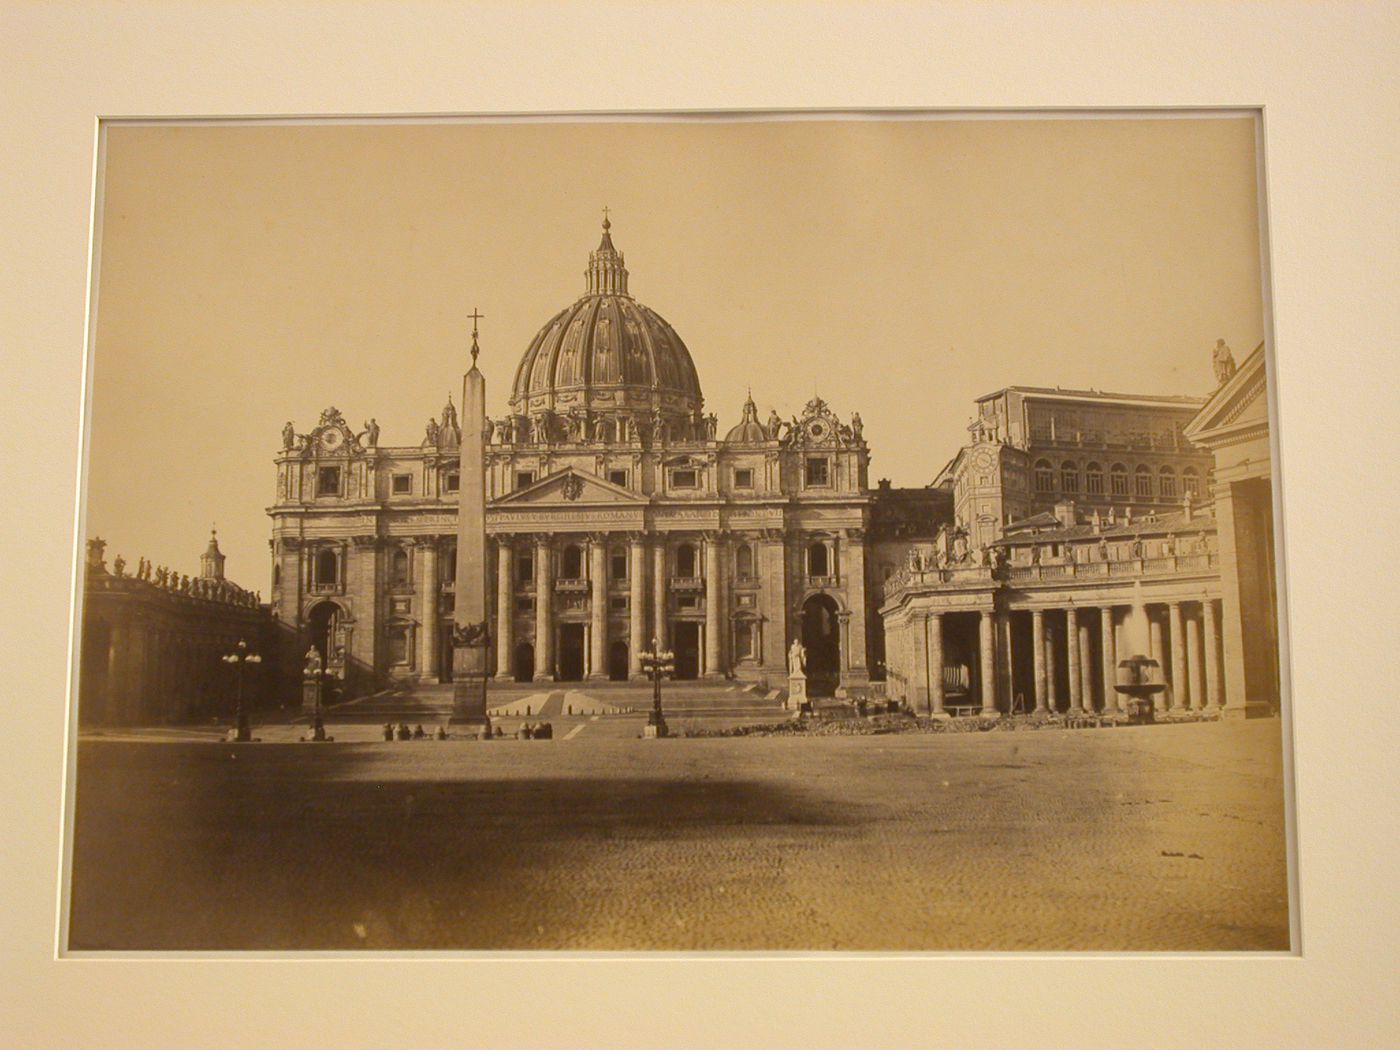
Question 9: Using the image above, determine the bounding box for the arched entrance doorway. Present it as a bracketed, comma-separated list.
[558, 624, 585, 681]
[608, 640, 629, 681]
[513, 641, 534, 683]
[307, 601, 341, 666]
[801, 594, 841, 697]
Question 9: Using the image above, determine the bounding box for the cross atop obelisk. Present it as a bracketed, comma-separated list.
[467, 308, 484, 364]
[450, 307, 492, 735]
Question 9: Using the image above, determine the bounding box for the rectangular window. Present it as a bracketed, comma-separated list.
[609, 596, 628, 611]
[515, 470, 535, 490]
[805, 457, 830, 487]
[608, 469, 628, 487]
[1086, 471, 1104, 495]
[317, 466, 341, 496]
[733, 467, 754, 489]
[516, 554, 533, 584]
[515, 596, 534, 613]
[444, 473, 460, 493]
[677, 595, 700, 609]
[392, 473, 412, 495]
[671, 468, 699, 489]
[610, 551, 628, 580]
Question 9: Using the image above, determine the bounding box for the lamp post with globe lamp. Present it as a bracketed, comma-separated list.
[222, 639, 262, 742]
[638, 637, 674, 738]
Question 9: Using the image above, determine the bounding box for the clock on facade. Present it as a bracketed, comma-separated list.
[320, 428, 343, 451]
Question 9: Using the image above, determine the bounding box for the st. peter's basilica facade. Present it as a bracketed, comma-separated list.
[268, 219, 888, 695]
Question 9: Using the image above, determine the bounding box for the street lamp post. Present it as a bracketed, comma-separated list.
[310, 667, 332, 741]
[222, 638, 262, 742]
[638, 636, 675, 738]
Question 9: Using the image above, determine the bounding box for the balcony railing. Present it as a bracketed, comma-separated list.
[806, 574, 839, 588]
[309, 581, 342, 595]
[885, 552, 1219, 601]
[669, 576, 705, 593]
[554, 578, 591, 595]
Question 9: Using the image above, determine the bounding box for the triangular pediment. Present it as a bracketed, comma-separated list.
[1184, 343, 1269, 445]
[493, 467, 646, 507]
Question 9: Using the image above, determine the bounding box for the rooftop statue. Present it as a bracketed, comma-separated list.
[1212, 338, 1237, 386]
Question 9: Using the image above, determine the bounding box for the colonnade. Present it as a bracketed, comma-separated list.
[906, 598, 1225, 717]
[491, 531, 735, 682]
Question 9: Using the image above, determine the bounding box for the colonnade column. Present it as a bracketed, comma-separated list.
[588, 533, 608, 680]
[1045, 620, 1059, 712]
[417, 538, 439, 681]
[1186, 608, 1203, 712]
[1031, 609, 1048, 713]
[927, 612, 946, 716]
[533, 534, 553, 681]
[651, 538, 667, 649]
[1149, 612, 1166, 712]
[1169, 601, 1187, 711]
[1101, 605, 1118, 713]
[978, 609, 997, 716]
[997, 611, 1014, 712]
[909, 614, 930, 712]
[628, 534, 646, 678]
[703, 531, 723, 677]
[495, 538, 513, 681]
[1078, 612, 1094, 712]
[1066, 607, 1083, 714]
[1203, 598, 1222, 712]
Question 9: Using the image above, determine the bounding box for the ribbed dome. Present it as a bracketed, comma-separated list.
[724, 394, 771, 444]
[509, 219, 703, 421]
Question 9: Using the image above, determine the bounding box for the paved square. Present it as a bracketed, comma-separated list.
[67, 719, 1290, 951]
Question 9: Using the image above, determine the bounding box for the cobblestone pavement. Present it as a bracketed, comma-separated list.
[66, 720, 1290, 952]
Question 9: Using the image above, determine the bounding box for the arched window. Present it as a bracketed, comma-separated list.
[1060, 460, 1079, 494]
[1110, 463, 1129, 498]
[1159, 465, 1177, 498]
[1134, 465, 1153, 498]
[1034, 459, 1054, 493]
[735, 543, 754, 579]
[1183, 467, 1200, 497]
[561, 543, 584, 580]
[390, 547, 410, 586]
[676, 543, 698, 578]
[1085, 462, 1104, 496]
[808, 541, 830, 578]
[315, 548, 338, 585]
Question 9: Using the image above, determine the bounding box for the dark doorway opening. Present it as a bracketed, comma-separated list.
[801, 594, 840, 697]
[513, 641, 534, 683]
[307, 601, 340, 667]
[608, 640, 629, 681]
[558, 624, 585, 681]
[673, 622, 700, 680]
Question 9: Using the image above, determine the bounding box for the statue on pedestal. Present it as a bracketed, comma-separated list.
[788, 638, 807, 677]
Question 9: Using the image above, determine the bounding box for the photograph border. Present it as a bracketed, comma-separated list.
[5, 4, 1397, 1047]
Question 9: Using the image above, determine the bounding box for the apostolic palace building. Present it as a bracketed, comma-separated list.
[254, 218, 1279, 720]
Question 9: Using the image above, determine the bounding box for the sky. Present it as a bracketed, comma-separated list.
[85, 114, 1265, 591]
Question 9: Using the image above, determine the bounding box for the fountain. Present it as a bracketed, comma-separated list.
[1114, 654, 1165, 725]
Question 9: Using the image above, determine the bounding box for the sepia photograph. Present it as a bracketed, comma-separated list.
[61, 111, 1295, 954]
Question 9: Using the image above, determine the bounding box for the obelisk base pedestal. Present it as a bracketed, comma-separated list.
[449, 644, 492, 737]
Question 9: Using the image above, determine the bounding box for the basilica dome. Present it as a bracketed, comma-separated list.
[509, 219, 704, 423]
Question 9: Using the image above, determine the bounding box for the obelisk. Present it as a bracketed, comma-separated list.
[450, 309, 492, 736]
